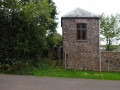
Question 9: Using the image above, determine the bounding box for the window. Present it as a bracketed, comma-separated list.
[76, 23, 87, 40]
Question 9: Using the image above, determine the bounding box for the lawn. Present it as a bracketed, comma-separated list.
[1, 59, 120, 80]
[29, 67, 120, 80]
[28, 59, 120, 80]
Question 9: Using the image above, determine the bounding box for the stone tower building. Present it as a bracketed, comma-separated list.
[61, 8, 100, 71]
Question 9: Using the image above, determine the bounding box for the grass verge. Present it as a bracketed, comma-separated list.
[28, 59, 120, 80]
[29, 67, 120, 80]
[1, 58, 120, 80]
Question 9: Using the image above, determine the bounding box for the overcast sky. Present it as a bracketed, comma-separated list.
[53, 0, 120, 35]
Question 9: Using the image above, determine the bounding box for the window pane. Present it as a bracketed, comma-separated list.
[76, 23, 87, 40]
[81, 24, 86, 29]
[77, 30, 81, 40]
[77, 24, 80, 28]
[82, 30, 86, 40]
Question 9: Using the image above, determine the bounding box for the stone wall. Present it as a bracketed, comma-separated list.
[62, 18, 100, 71]
[101, 51, 120, 72]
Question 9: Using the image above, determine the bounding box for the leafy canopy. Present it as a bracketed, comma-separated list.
[100, 13, 120, 50]
[0, 0, 58, 70]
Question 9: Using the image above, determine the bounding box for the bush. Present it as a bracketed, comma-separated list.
[105, 45, 119, 51]
[0, 0, 58, 71]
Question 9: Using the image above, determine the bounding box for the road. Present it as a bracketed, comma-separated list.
[0, 74, 120, 90]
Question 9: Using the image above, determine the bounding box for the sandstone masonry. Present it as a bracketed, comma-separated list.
[101, 51, 120, 72]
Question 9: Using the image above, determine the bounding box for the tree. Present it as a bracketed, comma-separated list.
[43, 33, 62, 57]
[0, 0, 58, 70]
[100, 13, 120, 51]
[47, 0, 58, 34]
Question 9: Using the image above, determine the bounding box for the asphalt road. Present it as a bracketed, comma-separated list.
[0, 74, 120, 90]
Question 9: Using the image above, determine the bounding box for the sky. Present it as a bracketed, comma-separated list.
[53, 0, 120, 35]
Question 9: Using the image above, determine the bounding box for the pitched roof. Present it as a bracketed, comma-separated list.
[62, 8, 100, 18]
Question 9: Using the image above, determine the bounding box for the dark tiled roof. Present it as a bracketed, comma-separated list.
[62, 8, 100, 18]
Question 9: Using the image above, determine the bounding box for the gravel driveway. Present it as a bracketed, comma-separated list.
[0, 74, 120, 90]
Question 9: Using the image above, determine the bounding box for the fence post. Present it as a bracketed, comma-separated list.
[59, 47, 61, 65]
[108, 59, 110, 72]
[65, 50, 66, 69]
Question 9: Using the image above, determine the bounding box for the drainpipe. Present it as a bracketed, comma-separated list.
[99, 20, 102, 72]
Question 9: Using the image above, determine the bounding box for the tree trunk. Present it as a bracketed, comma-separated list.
[106, 39, 111, 51]
[106, 37, 109, 51]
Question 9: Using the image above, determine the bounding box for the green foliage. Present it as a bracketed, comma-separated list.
[43, 33, 62, 57]
[101, 45, 119, 51]
[47, 33, 62, 47]
[1, 58, 120, 80]
[105, 45, 119, 51]
[30, 69, 120, 80]
[28, 59, 120, 80]
[100, 13, 120, 50]
[0, 0, 58, 71]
